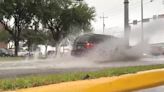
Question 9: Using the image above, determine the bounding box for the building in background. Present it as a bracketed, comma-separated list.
[0, 42, 7, 48]
[0, 23, 8, 48]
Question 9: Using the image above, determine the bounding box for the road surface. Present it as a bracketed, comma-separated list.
[0, 56, 164, 78]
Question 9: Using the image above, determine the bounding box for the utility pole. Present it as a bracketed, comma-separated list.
[141, 0, 144, 42]
[124, 0, 130, 46]
[100, 13, 108, 34]
[141, 0, 154, 42]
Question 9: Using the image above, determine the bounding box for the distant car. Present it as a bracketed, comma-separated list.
[150, 46, 163, 56]
[47, 50, 56, 56]
[6, 49, 14, 56]
[0, 48, 14, 56]
[71, 33, 118, 56]
[60, 44, 72, 54]
[0, 49, 7, 56]
[18, 50, 29, 57]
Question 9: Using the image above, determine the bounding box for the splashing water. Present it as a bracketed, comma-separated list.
[1, 19, 164, 70]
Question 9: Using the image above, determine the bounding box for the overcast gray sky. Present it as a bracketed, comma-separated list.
[86, 0, 164, 33]
[85, 0, 164, 44]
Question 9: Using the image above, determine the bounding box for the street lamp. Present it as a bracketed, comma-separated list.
[124, 0, 130, 46]
[141, 0, 154, 42]
[100, 13, 108, 34]
[141, 0, 144, 42]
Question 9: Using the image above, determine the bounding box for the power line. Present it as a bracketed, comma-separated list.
[100, 13, 108, 34]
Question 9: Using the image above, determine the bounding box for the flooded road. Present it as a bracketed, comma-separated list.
[0, 56, 164, 69]
[0, 56, 164, 78]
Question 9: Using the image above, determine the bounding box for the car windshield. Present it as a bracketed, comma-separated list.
[89, 34, 114, 43]
[75, 34, 91, 43]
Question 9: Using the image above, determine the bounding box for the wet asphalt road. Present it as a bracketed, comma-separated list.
[0, 56, 164, 79]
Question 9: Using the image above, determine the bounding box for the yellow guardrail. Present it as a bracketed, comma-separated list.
[16, 69, 164, 92]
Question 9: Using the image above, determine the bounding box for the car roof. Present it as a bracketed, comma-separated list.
[76, 33, 118, 43]
[79, 33, 116, 38]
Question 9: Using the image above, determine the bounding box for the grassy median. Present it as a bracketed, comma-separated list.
[0, 57, 25, 61]
[0, 64, 164, 91]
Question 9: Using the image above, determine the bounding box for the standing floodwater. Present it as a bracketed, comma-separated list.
[0, 55, 164, 78]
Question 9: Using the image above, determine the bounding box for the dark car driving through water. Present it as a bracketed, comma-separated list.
[71, 33, 118, 57]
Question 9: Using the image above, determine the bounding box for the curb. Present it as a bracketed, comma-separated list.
[15, 69, 164, 92]
[86, 69, 164, 92]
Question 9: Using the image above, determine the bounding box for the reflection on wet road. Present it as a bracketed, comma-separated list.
[0, 56, 164, 69]
[0, 56, 164, 78]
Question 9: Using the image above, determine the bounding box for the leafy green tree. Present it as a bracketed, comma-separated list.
[34, 0, 95, 55]
[21, 29, 48, 52]
[0, 0, 95, 56]
[0, 0, 33, 56]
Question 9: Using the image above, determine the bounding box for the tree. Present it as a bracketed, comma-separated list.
[35, 0, 95, 55]
[0, 0, 33, 56]
[21, 29, 48, 52]
[0, 0, 95, 56]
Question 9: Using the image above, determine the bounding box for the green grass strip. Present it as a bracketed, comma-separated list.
[1, 64, 164, 90]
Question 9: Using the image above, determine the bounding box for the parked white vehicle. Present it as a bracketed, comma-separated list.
[60, 44, 72, 53]
[18, 50, 29, 56]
